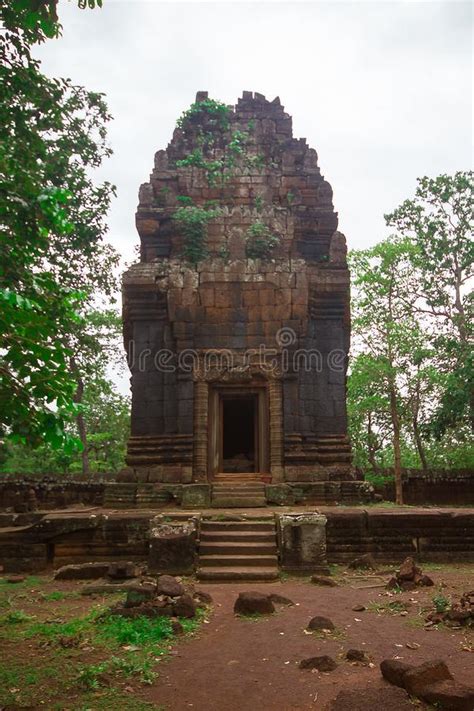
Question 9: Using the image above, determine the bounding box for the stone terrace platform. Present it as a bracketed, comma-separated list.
[1, 506, 473, 577]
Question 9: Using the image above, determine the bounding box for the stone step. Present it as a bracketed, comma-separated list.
[214, 474, 262, 480]
[200, 531, 276, 544]
[211, 498, 267, 508]
[213, 485, 265, 492]
[199, 554, 278, 567]
[200, 541, 277, 555]
[197, 566, 279, 582]
[201, 521, 275, 531]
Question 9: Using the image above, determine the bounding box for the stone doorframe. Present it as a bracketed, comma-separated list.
[192, 367, 284, 483]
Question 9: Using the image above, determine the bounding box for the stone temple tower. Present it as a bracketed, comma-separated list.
[122, 91, 359, 506]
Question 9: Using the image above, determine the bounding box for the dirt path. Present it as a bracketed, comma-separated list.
[145, 572, 474, 711]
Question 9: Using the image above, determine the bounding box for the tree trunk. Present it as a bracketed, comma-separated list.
[366, 413, 380, 473]
[412, 415, 428, 473]
[411, 379, 428, 473]
[389, 383, 403, 504]
[70, 356, 89, 476]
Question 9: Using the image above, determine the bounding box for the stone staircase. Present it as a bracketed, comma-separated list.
[197, 517, 279, 581]
[211, 478, 267, 508]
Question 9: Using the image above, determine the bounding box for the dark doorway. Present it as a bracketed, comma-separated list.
[221, 396, 256, 473]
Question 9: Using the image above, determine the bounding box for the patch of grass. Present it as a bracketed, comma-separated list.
[96, 613, 174, 647]
[40, 590, 69, 602]
[406, 614, 427, 629]
[310, 627, 346, 641]
[26, 612, 95, 640]
[367, 599, 408, 615]
[0, 583, 209, 709]
[0, 609, 35, 624]
[0, 661, 62, 706]
[0, 575, 42, 588]
[75, 692, 161, 711]
[236, 612, 269, 623]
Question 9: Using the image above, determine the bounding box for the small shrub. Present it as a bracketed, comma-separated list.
[173, 204, 221, 264]
[245, 222, 280, 259]
[1, 610, 34, 624]
[432, 592, 450, 614]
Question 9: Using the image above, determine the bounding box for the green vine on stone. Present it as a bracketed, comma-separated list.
[173, 203, 221, 265]
[245, 221, 280, 259]
[176, 99, 231, 131]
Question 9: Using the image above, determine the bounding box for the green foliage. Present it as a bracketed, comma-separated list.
[245, 222, 280, 259]
[176, 98, 231, 130]
[173, 204, 221, 264]
[432, 592, 450, 614]
[0, 609, 34, 625]
[0, 372, 130, 474]
[96, 613, 174, 647]
[1, 0, 117, 451]
[349, 173, 474, 482]
[385, 172, 473, 437]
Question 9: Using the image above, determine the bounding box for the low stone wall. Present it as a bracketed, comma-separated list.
[326, 508, 474, 563]
[0, 507, 473, 573]
[371, 469, 474, 506]
[0, 479, 105, 512]
[0, 479, 373, 512]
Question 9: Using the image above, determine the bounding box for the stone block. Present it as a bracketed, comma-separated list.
[181, 484, 211, 508]
[265, 484, 295, 506]
[148, 516, 198, 575]
[278, 512, 328, 573]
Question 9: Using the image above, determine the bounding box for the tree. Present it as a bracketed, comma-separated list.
[348, 172, 473, 496]
[0, 373, 130, 476]
[0, 0, 118, 452]
[347, 353, 391, 473]
[385, 172, 474, 436]
[350, 238, 429, 504]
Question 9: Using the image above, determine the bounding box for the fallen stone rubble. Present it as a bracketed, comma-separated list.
[381, 658, 474, 710]
[426, 590, 474, 628]
[386, 556, 434, 591]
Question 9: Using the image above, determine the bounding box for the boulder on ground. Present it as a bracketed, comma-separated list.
[171, 619, 184, 635]
[54, 562, 110, 581]
[345, 649, 369, 663]
[418, 574, 434, 587]
[268, 593, 294, 606]
[173, 593, 196, 619]
[124, 583, 157, 608]
[381, 658, 474, 710]
[307, 615, 335, 632]
[420, 681, 474, 711]
[156, 574, 184, 598]
[310, 575, 339, 587]
[299, 655, 337, 672]
[380, 659, 412, 688]
[113, 600, 174, 619]
[81, 581, 143, 596]
[398, 557, 421, 581]
[6, 575, 25, 584]
[107, 561, 140, 580]
[348, 554, 376, 570]
[403, 659, 453, 696]
[234, 591, 275, 616]
[327, 685, 413, 711]
[193, 589, 213, 605]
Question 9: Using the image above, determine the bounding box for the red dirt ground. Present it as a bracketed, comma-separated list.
[144, 569, 474, 711]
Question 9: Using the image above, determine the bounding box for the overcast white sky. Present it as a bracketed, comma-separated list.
[35, 1, 472, 390]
